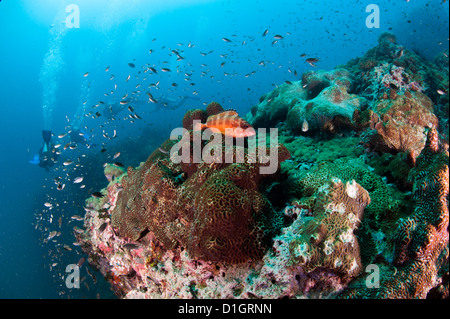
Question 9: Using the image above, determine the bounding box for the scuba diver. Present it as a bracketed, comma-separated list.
[102, 101, 127, 121]
[29, 130, 59, 171]
[155, 95, 200, 111]
[70, 127, 95, 148]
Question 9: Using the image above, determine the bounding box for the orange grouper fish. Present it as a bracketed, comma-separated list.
[194, 110, 256, 138]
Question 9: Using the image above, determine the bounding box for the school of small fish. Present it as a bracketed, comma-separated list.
[33, 2, 449, 298]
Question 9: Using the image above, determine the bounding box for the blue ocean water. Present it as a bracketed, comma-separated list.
[0, 0, 447, 299]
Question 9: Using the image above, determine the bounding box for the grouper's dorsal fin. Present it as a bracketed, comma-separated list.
[218, 110, 238, 117]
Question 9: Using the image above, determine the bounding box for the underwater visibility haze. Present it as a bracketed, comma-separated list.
[0, 0, 448, 299]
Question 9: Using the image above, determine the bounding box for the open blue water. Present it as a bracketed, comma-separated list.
[0, 0, 448, 298]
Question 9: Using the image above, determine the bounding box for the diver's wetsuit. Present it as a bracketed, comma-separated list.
[38, 130, 58, 171]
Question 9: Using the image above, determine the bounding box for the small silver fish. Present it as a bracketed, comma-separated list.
[47, 231, 58, 241]
[73, 177, 83, 184]
[302, 119, 309, 132]
[158, 147, 169, 154]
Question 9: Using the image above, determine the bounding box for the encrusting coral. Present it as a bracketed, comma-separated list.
[369, 91, 438, 158]
[75, 36, 449, 298]
[287, 179, 370, 280]
[287, 69, 366, 133]
[339, 128, 449, 298]
[288, 157, 405, 229]
[346, 32, 446, 158]
[248, 68, 366, 133]
[111, 102, 290, 264]
[77, 164, 372, 298]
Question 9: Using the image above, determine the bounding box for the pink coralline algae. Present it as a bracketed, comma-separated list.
[370, 91, 439, 158]
[76, 162, 370, 298]
[365, 62, 425, 95]
[74, 34, 448, 299]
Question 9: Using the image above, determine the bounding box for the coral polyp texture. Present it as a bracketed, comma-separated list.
[110, 103, 290, 264]
[339, 128, 449, 298]
[77, 36, 448, 299]
[288, 179, 370, 279]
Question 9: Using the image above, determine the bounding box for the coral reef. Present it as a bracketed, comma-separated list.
[280, 134, 364, 164]
[249, 81, 307, 129]
[110, 103, 290, 264]
[346, 32, 448, 157]
[76, 35, 449, 299]
[248, 68, 365, 133]
[363, 62, 425, 95]
[287, 157, 405, 230]
[287, 179, 370, 280]
[339, 129, 449, 298]
[371, 91, 438, 157]
[77, 171, 370, 298]
[286, 79, 365, 133]
[205, 101, 225, 117]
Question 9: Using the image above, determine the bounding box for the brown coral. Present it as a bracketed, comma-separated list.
[111, 158, 182, 243]
[111, 106, 291, 264]
[371, 91, 439, 158]
[182, 108, 207, 130]
[206, 101, 224, 117]
[288, 179, 370, 280]
[358, 58, 379, 71]
[394, 128, 449, 266]
[339, 128, 449, 298]
[177, 161, 282, 263]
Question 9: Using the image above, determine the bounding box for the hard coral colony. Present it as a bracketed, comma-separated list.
[77, 34, 449, 299]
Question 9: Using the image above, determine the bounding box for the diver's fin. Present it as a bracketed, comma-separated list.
[29, 154, 40, 165]
[42, 130, 52, 144]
